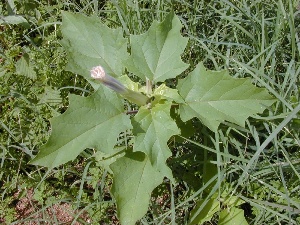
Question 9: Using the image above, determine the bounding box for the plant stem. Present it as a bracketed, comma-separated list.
[146, 78, 152, 96]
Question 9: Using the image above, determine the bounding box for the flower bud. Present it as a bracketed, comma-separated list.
[90, 65, 149, 106]
[90, 66, 127, 94]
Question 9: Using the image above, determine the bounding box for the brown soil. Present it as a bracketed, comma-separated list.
[1, 188, 91, 225]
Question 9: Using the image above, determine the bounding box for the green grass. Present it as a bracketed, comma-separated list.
[1, 0, 300, 224]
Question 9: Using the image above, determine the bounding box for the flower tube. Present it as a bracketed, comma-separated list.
[90, 66, 149, 106]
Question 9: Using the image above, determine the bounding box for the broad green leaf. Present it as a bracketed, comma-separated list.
[219, 207, 249, 225]
[125, 11, 189, 82]
[30, 86, 132, 168]
[177, 63, 276, 132]
[132, 102, 180, 180]
[189, 194, 220, 225]
[15, 53, 37, 80]
[61, 11, 128, 80]
[111, 151, 164, 225]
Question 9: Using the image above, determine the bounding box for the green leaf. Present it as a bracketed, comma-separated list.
[30, 86, 132, 168]
[177, 62, 276, 132]
[125, 11, 189, 82]
[118, 75, 142, 92]
[111, 151, 164, 225]
[7, 0, 16, 15]
[189, 194, 220, 225]
[38, 87, 62, 106]
[154, 84, 184, 103]
[15, 53, 37, 80]
[61, 11, 128, 81]
[219, 207, 249, 225]
[0, 15, 30, 28]
[132, 102, 180, 180]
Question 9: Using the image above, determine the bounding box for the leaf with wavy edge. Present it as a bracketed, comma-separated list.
[30, 86, 132, 168]
[177, 62, 276, 132]
[61, 11, 128, 81]
[125, 11, 189, 82]
[132, 102, 180, 180]
[111, 151, 164, 225]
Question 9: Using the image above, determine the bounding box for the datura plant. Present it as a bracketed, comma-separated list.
[30, 11, 276, 225]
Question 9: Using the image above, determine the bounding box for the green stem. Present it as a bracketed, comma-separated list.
[122, 89, 149, 106]
[146, 78, 152, 96]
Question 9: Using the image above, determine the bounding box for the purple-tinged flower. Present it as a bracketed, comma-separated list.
[90, 66, 126, 94]
[90, 65, 149, 106]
